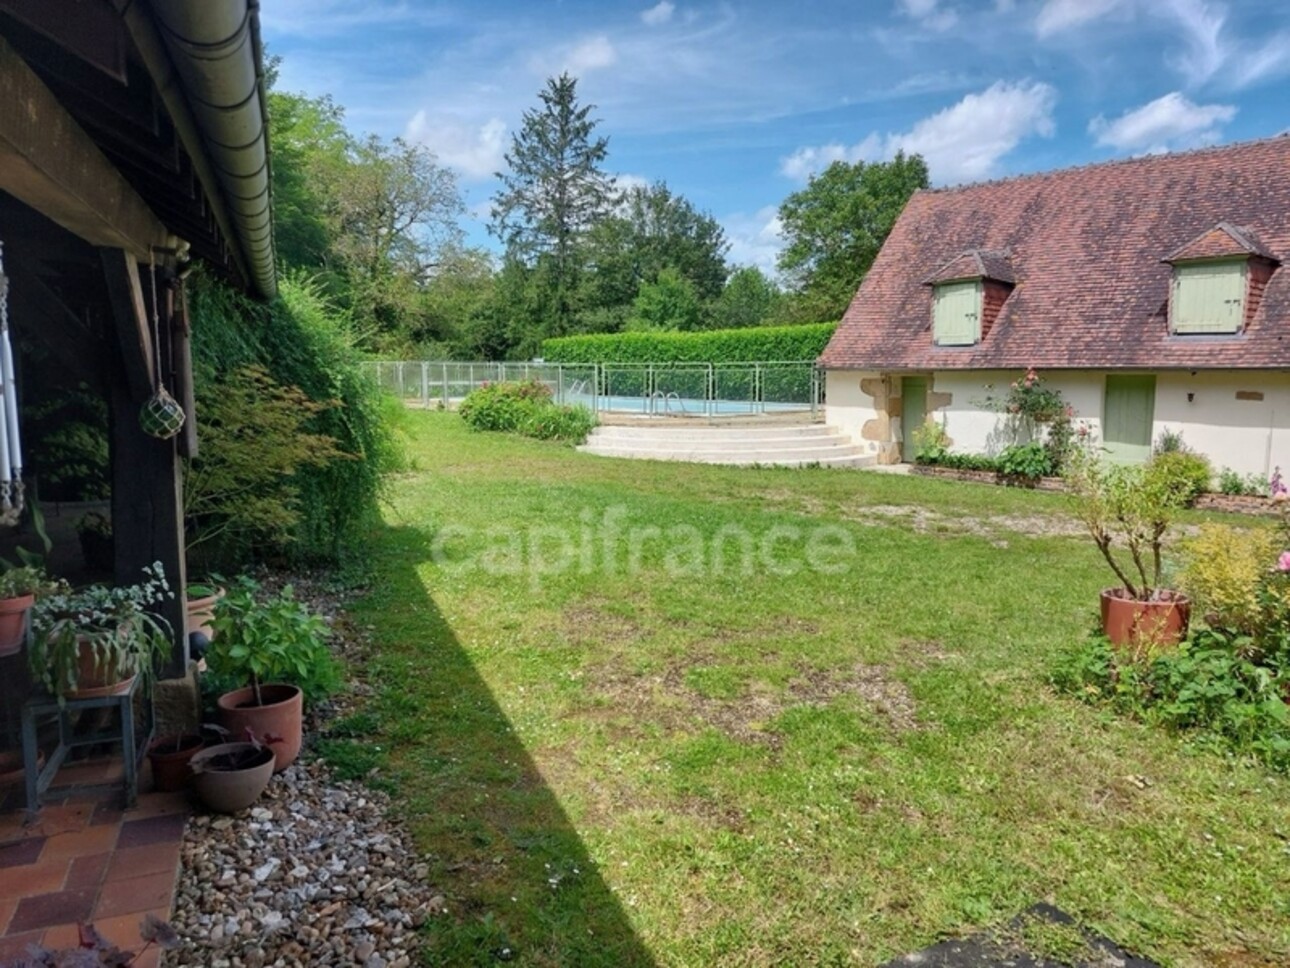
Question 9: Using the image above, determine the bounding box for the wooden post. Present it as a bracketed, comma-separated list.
[102, 250, 187, 678]
[171, 277, 198, 459]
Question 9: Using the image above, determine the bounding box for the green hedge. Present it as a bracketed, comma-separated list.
[541, 322, 836, 366]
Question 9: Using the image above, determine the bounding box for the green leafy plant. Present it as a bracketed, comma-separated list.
[980, 367, 1067, 426]
[28, 564, 174, 697]
[459, 380, 596, 443]
[1178, 525, 1280, 635]
[997, 441, 1054, 482]
[1217, 467, 1271, 497]
[1147, 444, 1212, 506]
[1063, 447, 1192, 601]
[0, 564, 65, 600]
[1154, 426, 1186, 454]
[911, 417, 950, 464]
[206, 576, 340, 706]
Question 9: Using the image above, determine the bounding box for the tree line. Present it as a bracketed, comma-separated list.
[268, 64, 930, 361]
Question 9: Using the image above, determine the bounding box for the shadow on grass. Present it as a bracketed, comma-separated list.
[351, 524, 655, 967]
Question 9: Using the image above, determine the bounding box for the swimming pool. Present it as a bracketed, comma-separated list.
[565, 392, 810, 415]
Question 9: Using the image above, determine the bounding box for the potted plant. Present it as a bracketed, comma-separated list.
[189, 728, 278, 812]
[206, 578, 336, 772]
[28, 563, 174, 699]
[76, 510, 114, 572]
[1064, 448, 1193, 656]
[0, 565, 64, 657]
[185, 577, 225, 642]
[147, 730, 207, 792]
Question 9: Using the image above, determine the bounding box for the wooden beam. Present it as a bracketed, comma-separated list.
[100, 248, 154, 402]
[7, 265, 106, 388]
[109, 364, 188, 680]
[172, 280, 198, 459]
[0, 36, 173, 259]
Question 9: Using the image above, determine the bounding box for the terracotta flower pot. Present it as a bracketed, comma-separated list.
[1100, 588, 1190, 655]
[66, 643, 137, 700]
[216, 683, 303, 773]
[0, 593, 34, 657]
[190, 742, 275, 813]
[186, 587, 225, 642]
[147, 734, 206, 792]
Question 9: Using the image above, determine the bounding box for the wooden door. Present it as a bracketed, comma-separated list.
[1103, 374, 1155, 463]
[901, 376, 927, 462]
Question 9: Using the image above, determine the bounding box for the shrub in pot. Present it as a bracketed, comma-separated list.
[189, 730, 279, 812]
[1064, 448, 1194, 658]
[28, 564, 174, 698]
[0, 565, 65, 657]
[206, 577, 339, 772]
[147, 732, 207, 792]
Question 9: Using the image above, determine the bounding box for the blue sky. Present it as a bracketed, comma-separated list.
[262, 0, 1290, 274]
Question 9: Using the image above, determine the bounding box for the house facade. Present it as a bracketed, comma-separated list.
[819, 137, 1290, 479]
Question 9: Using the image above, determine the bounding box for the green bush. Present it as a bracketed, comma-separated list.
[206, 576, 341, 706]
[1148, 450, 1213, 505]
[998, 441, 1054, 481]
[542, 323, 835, 365]
[459, 381, 596, 443]
[1052, 632, 1289, 772]
[1218, 467, 1269, 497]
[189, 270, 402, 565]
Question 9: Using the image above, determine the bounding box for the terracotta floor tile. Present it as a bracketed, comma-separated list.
[29, 803, 94, 837]
[64, 851, 111, 890]
[123, 791, 190, 821]
[92, 870, 176, 920]
[39, 920, 83, 951]
[0, 836, 45, 868]
[0, 808, 29, 844]
[0, 929, 43, 961]
[42, 823, 119, 861]
[88, 905, 171, 954]
[0, 896, 16, 933]
[115, 813, 186, 849]
[105, 841, 181, 883]
[89, 801, 124, 827]
[0, 857, 70, 899]
[8, 887, 96, 933]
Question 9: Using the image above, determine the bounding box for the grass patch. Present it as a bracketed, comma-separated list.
[351, 413, 1290, 967]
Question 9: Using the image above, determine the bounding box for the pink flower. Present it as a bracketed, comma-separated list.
[1278, 551, 1290, 572]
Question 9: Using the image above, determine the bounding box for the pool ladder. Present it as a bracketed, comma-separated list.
[648, 390, 686, 415]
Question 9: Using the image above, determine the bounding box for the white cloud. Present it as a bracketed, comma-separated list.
[567, 35, 618, 74]
[641, 1, 676, 26]
[722, 206, 784, 276]
[781, 80, 1057, 185]
[405, 113, 508, 180]
[1034, 0, 1122, 39]
[1159, 0, 1225, 82]
[897, 0, 959, 32]
[1089, 91, 1235, 152]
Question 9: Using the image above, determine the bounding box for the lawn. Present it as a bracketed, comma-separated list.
[348, 413, 1290, 967]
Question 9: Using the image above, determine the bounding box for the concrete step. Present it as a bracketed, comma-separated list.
[579, 446, 873, 468]
[587, 424, 837, 443]
[583, 434, 856, 454]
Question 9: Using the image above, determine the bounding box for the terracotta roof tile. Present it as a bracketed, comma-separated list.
[924, 249, 1016, 285]
[1164, 221, 1278, 262]
[821, 136, 1290, 371]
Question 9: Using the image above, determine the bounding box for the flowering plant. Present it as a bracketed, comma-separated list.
[28, 563, 174, 697]
[982, 367, 1067, 425]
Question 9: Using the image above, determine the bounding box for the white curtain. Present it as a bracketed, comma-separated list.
[0, 241, 24, 527]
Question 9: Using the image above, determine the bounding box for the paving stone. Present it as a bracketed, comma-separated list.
[0, 836, 44, 869]
[64, 851, 111, 889]
[8, 887, 97, 933]
[93, 869, 177, 920]
[116, 812, 187, 849]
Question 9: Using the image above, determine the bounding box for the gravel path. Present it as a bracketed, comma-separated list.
[168, 571, 441, 968]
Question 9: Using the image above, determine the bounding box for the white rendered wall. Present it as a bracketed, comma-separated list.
[824, 368, 1290, 478]
[823, 370, 885, 460]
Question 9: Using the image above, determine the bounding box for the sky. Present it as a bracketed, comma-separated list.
[262, 0, 1290, 276]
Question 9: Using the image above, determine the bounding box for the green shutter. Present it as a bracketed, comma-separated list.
[1103, 375, 1155, 464]
[933, 282, 980, 346]
[900, 377, 927, 462]
[1172, 262, 1245, 334]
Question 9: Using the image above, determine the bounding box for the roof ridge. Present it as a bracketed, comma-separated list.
[914, 133, 1290, 197]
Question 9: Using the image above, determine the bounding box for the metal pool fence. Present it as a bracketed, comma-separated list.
[363, 361, 821, 417]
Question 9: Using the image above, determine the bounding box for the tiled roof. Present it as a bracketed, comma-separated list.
[821, 136, 1290, 371]
[923, 249, 1016, 285]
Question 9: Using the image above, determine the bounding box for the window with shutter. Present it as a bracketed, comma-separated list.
[1171, 261, 1246, 334]
[933, 281, 981, 346]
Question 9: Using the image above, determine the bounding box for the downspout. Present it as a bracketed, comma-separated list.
[115, 0, 276, 300]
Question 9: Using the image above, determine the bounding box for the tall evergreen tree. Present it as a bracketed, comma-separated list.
[490, 73, 614, 339]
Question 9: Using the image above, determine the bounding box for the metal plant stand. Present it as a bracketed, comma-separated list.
[20, 673, 153, 815]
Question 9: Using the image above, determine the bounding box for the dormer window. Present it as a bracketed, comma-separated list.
[1163, 222, 1279, 337]
[925, 248, 1014, 347]
[933, 281, 980, 345]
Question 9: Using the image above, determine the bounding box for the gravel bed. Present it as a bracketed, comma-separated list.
[168, 570, 441, 967]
